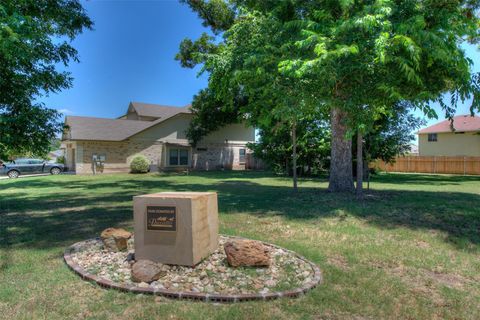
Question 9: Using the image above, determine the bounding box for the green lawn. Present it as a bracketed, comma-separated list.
[1, 171, 479, 319]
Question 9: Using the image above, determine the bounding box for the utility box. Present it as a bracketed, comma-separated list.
[133, 192, 218, 266]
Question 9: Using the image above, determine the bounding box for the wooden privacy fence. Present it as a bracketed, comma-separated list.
[373, 156, 480, 175]
[245, 153, 267, 170]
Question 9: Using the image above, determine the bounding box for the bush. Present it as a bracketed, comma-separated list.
[130, 154, 150, 173]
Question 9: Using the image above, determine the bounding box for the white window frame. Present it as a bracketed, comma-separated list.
[239, 148, 246, 164]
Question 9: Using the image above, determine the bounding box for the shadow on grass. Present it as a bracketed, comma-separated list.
[0, 172, 479, 255]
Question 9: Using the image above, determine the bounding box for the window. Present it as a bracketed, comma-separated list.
[427, 133, 437, 142]
[239, 148, 246, 163]
[28, 159, 44, 164]
[169, 148, 189, 166]
[179, 149, 189, 165]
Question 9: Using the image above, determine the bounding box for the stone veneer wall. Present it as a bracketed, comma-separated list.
[74, 140, 249, 174]
[192, 143, 248, 171]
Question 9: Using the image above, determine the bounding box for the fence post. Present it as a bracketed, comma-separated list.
[464, 157, 466, 175]
[433, 156, 436, 174]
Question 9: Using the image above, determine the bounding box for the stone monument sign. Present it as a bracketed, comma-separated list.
[133, 192, 218, 266]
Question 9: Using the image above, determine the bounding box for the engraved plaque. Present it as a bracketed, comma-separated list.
[146, 206, 176, 231]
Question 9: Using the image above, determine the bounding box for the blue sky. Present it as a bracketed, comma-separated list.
[40, 0, 479, 133]
[40, 0, 208, 119]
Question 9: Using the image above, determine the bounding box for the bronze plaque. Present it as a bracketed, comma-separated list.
[146, 206, 176, 232]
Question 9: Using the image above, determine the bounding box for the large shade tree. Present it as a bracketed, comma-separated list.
[279, 0, 480, 193]
[178, 0, 480, 193]
[0, 0, 92, 159]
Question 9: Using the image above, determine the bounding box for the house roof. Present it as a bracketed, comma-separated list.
[65, 116, 154, 141]
[129, 102, 191, 119]
[64, 102, 192, 141]
[418, 114, 480, 134]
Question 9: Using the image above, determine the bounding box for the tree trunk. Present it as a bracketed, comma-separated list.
[356, 130, 363, 197]
[328, 108, 354, 192]
[292, 120, 298, 192]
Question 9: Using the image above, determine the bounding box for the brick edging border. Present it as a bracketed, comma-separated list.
[63, 235, 322, 303]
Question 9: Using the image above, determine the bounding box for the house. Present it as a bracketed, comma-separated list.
[47, 149, 64, 163]
[62, 102, 255, 174]
[417, 114, 480, 156]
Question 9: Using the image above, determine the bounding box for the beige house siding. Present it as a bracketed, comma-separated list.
[202, 122, 256, 143]
[66, 113, 255, 174]
[130, 113, 191, 142]
[418, 132, 480, 156]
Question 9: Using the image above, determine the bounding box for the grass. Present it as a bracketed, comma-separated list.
[0, 171, 479, 319]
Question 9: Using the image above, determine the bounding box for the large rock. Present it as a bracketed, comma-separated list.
[131, 260, 166, 283]
[100, 227, 132, 252]
[224, 240, 271, 267]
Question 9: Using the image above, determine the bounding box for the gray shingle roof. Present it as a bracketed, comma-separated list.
[64, 102, 192, 141]
[130, 102, 191, 119]
[64, 116, 154, 141]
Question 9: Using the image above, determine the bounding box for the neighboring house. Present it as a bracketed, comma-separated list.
[62, 102, 255, 174]
[47, 149, 64, 163]
[418, 114, 480, 156]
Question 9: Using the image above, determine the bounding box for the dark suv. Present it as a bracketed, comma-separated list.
[0, 158, 64, 178]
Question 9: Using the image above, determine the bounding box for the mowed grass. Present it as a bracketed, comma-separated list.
[0, 171, 479, 320]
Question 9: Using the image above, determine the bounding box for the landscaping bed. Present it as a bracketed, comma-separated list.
[64, 235, 322, 302]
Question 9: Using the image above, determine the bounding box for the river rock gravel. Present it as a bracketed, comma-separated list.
[69, 235, 315, 295]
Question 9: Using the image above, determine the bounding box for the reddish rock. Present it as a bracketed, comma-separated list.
[131, 260, 166, 283]
[100, 228, 132, 252]
[224, 240, 271, 267]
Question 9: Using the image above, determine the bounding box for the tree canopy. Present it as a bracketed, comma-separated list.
[178, 0, 480, 192]
[0, 0, 92, 159]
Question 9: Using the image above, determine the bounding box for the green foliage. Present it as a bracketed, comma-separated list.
[0, 0, 93, 160]
[279, 0, 480, 124]
[49, 138, 62, 152]
[363, 102, 425, 164]
[251, 115, 331, 176]
[180, 0, 234, 34]
[130, 154, 150, 174]
[178, 0, 480, 192]
[56, 155, 65, 165]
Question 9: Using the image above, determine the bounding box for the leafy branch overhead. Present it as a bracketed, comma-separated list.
[0, 0, 93, 159]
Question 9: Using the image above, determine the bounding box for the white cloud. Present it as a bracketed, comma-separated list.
[58, 108, 74, 115]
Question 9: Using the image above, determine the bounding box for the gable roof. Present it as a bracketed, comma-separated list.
[64, 102, 192, 141]
[418, 114, 480, 134]
[129, 102, 191, 119]
[65, 116, 154, 141]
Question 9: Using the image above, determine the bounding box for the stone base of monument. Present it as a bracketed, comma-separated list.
[64, 235, 322, 302]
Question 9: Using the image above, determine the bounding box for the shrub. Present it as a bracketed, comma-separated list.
[56, 155, 65, 164]
[130, 154, 150, 173]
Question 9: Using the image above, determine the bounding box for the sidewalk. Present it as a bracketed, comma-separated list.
[0, 172, 75, 180]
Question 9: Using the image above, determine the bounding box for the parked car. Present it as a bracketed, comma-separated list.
[0, 158, 64, 178]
